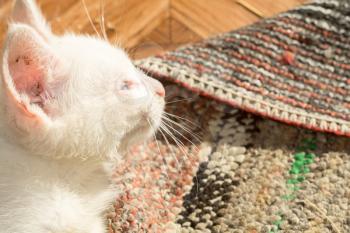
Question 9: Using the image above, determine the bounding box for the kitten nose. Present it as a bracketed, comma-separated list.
[156, 86, 165, 97]
[149, 77, 165, 97]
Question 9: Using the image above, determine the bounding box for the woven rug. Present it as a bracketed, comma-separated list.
[137, 0, 350, 137]
[108, 1, 350, 232]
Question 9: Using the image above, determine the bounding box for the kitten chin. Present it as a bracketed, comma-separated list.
[0, 0, 165, 232]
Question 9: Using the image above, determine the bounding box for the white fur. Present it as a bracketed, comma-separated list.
[0, 1, 165, 232]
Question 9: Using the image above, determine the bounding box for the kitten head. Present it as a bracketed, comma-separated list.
[0, 0, 165, 159]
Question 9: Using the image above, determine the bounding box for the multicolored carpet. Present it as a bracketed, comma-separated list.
[109, 0, 350, 232]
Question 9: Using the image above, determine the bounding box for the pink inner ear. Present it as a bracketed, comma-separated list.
[9, 54, 46, 107]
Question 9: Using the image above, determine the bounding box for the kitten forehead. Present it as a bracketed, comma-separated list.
[55, 35, 131, 68]
[51, 34, 140, 88]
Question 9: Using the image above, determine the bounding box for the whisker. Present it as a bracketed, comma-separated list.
[146, 118, 170, 180]
[163, 112, 200, 128]
[159, 123, 191, 161]
[160, 124, 198, 200]
[160, 123, 201, 200]
[166, 98, 193, 105]
[162, 116, 202, 143]
[158, 125, 197, 198]
[81, 0, 101, 38]
[161, 120, 199, 150]
[99, 0, 108, 41]
[157, 126, 181, 169]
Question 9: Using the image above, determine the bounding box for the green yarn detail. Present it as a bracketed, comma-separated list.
[270, 138, 317, 232]
[268, 214, 283, 233]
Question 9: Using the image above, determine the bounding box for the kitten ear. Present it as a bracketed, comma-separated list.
[11, 0, 51, 38]
[1, 24, 58, 128]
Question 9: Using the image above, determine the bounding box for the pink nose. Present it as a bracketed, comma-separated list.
[148, 77, 165, 97]
[156, 86, 165, 97]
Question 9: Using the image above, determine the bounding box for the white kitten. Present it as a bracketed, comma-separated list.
[0, 0, 165, 232]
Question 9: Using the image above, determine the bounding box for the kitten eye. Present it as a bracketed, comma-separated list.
[119, 80, 135, 91]
[120, 82, 130, 90]
[117, 79, 148, 99]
